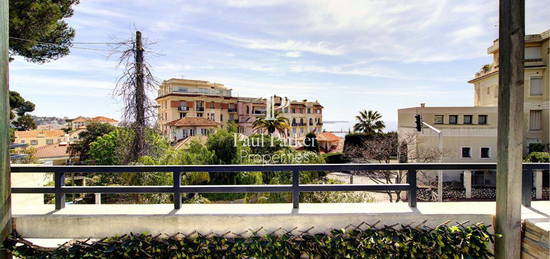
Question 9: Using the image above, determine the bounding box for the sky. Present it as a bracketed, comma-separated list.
[9, 0, 550, 131]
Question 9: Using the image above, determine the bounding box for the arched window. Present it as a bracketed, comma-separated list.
[309, 118, 313, 125]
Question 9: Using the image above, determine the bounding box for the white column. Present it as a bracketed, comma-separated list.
[464, 170, 472, 199]
[95, 193, 101, 205]
[535, 169, 543, 200]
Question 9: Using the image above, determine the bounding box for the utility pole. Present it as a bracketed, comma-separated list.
[495, 0, 524, 258]
[132, 31, 146, 160]
[0, 0, 11, 256]
[421, 122, 443, 202]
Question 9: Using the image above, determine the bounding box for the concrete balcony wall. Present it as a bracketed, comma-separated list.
[12, 201, 549, 239]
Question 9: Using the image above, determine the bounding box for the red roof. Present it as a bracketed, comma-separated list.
[317, 132, 340, 142]
[35, 143, 70, 158]
[166, 117, 221, 127]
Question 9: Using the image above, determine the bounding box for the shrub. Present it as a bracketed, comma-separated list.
[3, 223, 495, 258]
[524, 152, 550, 163]
[323, 152, 351, 164]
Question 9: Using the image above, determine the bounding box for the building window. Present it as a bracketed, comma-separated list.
[180, 113, 186, 119]
[434, 115, 444, 124]
[30, 140, 38, 146]
[197, 113, 203, 118]
[461, 147, 471, 158]
[525, 47, 542, 59]
[449, 115, 458, 124]
[480, 147, 490, 158]
[46, 139, 54, 145]
[463, 115, 472, 125]
[220, 114, 223, 122]
[529, 110, 542, 130]
[209, 102, 215, 109]
[478, 115, 487, 125]
[529, 77, 543, 96]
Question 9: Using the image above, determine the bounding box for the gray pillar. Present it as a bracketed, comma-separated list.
[495, 0, 525, 258]
[534, 170, 542, 200]
[0, 0, 11, 247]
[464, 170, 472, 199]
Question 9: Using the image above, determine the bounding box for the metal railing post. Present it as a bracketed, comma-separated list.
[292, 170, 300, 209]
[173, 171, 182, 210]
[54, 172, 65, 210]
[407, 169, 417, 207]
[521, 169, 533, 207]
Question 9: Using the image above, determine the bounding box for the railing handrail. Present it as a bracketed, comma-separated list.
[10, 163, 548, 210]
[10, 162, 549, 173]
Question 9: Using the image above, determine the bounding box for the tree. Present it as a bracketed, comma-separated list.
[344, 132, 405, 202]
[68, 122, 116, 163]
[353, 110, 385, 134]
[304, 132, 320, 153]
[12, 114, 36, 131]
[9, 0, 79, 63]
[252, 111, 289, 136]
[9, 91, 36, 139]
[89, 127, 169, 165]
[114, 31, 157, 162]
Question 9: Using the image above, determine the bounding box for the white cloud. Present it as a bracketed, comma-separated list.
[285, 51, 302, 58]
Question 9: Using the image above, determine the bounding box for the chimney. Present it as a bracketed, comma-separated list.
[420, 103, 426, 108]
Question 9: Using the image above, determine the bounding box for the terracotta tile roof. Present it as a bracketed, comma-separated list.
[317, 132, 341, 142]
[166, 117, 221, 127]
[35, 143, 70, 158]
[91, 116, 118, 123]
[70, 116, 118, 123]
[15, 130, 65, 139]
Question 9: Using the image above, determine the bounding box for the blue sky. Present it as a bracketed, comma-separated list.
[9, 0, 550, 131]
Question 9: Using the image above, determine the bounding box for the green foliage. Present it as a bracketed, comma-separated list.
[244, 134, 289, 155]
[353, 110, 385, 134]
[301, 179, 374, 203]
[12, 114, 36, 131]
[68, 122, 116, 163]
[9, 91, 36, 133]
[524, 152, 550, 163]
[9, 0, 79, 63]
[304, 132, 320, 153]
[9, 91, 35, 119]
[89, 128, 169, 165]
[322, 152, 351, 164]
[4, 223, 495, 258]
[252, 111, 289, 135]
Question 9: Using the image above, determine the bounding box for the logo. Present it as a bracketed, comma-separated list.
[265, 95, 290, 121]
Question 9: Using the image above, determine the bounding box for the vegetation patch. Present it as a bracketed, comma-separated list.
[3, 223, 494, 258]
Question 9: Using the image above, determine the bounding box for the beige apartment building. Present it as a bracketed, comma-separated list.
[398, 29, 549, 189]
[156, 78, 323, 142]
[14, 129, 67, 148]
[66, 116, 119, 130]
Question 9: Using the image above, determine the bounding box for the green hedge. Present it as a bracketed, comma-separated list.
[524, 152, 550, 162]
[323, 152, 351, 164]
[3, 223, 494, 258]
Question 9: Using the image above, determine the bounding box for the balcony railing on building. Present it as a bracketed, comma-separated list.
[178, 106, 191, 112]
[10, 163, 548, 210]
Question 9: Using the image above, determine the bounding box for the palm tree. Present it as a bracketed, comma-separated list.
[252, 111, 290, 136]
[353, 110, 385, 133]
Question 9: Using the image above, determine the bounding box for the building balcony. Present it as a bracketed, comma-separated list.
[178, 106, 191, 111]
[228, 108, 237, 113]
[8, 163, 549, 240]
[196, 107, 205, 112]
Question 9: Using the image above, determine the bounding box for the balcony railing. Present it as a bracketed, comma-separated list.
[196, 107, 205, 112]
[178, 106, 191, 111]
[11, 163, 548, 210]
